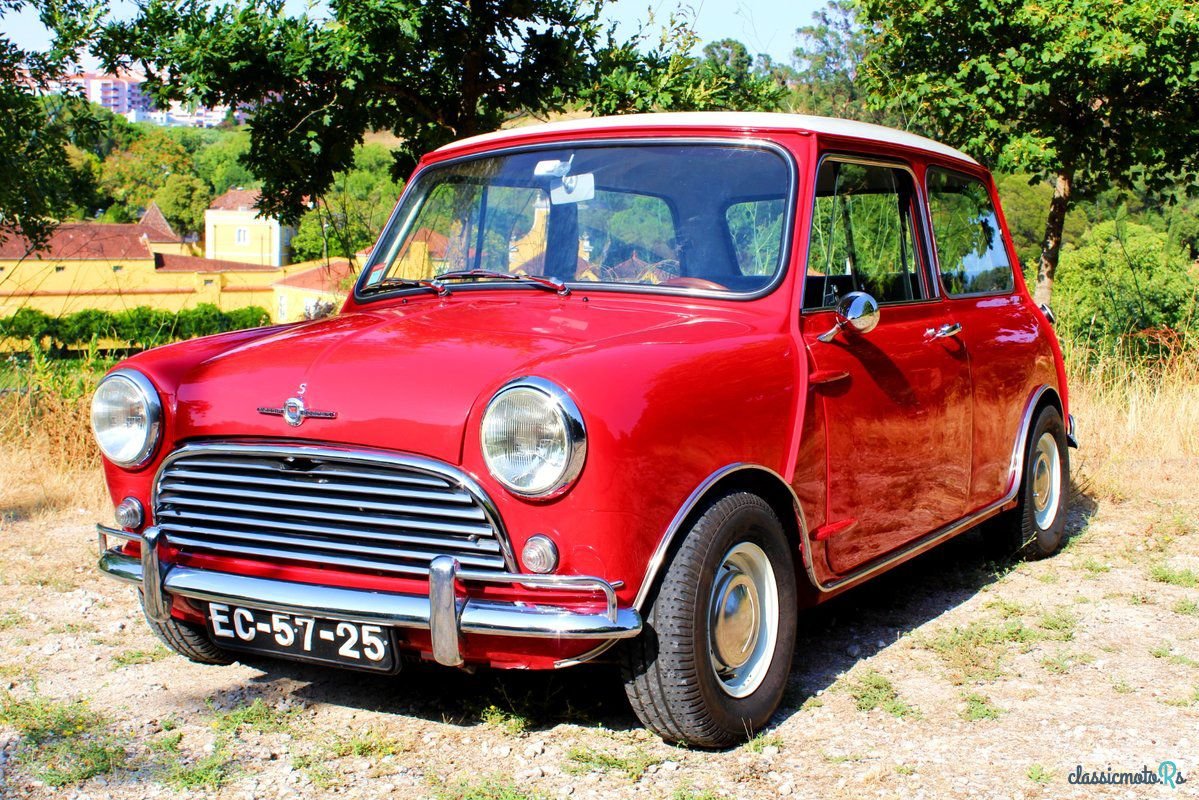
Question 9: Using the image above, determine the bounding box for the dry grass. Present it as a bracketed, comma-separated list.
[0, 369, 108, 523]
[1064, 344, 1199, 502]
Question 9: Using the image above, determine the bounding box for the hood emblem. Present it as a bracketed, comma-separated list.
[257, 396, 337, 427]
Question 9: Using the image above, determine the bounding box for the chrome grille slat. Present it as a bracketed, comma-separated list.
[162, 469, 475, 504]
[162, 528, 505, 569]
[155, 446, 511, 576]
[172, 459, 454, 489]
[155, 509, 500, 551]
[157, 483, 487, 521]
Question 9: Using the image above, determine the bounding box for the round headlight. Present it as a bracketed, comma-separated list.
[481, 378, 586, 497]
[90, 369, 162, 467]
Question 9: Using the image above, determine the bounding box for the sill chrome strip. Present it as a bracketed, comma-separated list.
[96, 525, 640, 668]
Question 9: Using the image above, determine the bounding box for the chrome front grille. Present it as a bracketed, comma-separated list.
[154, 445, 511, 576]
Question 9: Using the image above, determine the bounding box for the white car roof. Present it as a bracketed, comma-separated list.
[435, 112, 979, 165]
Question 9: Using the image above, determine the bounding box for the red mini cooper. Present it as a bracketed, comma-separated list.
[92, 113, 1076, 747]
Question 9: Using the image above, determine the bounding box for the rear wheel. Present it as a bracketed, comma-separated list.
[140, 593, 233, 665]
[985, 405, 1070, 559]
[623, 492, 797, 747]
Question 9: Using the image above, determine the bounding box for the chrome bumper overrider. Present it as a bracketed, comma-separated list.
[1067, 413, 1079, 449]
[96, 525, 641, 667]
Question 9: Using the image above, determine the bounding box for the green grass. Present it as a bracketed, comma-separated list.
[961, 693, 1002, 721]
[1028, 764, 1052, 784]
[1078, 557, 1111, 575]
[0, 692, 126, 787]
[923, 620, 1040, 684]
[1037, 608, 1077, 641]
[895, 764, 916, 776]
[112, 645, 170, 668]
[744, 731, 784, 753]
[1112, 678, 1135, 694]
[209, 697, 297, 734]
[436, 777, 548, 800]
[327, 728, 408, 758]
[848, 671, 920, 719]
[479, 704, 530, 736]
[1162, 687, 1199, 708]
[165, 737, 238, 790]
[1149, 563, 1199, 588]
[293, 753, 339, 790]
[1173, 598, 1199, 616]
[984, 599, 1025, 619]
[0, 610, 28, 630]
[1046, 650, 1095, 673]
[565, 745, 662, 780]
[148, 730, 183, 754]
[672, 790, 721, 800]
[1150, 646, 1199, 668]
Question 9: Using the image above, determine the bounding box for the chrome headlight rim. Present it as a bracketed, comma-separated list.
[90, 368, 163, 468]
[481, 376, 587, 499]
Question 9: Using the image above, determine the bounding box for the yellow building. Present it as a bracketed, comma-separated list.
[204, 189, 295, 267]
[0, 206, 300, 319]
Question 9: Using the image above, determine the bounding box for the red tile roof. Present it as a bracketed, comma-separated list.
[209, 188, 261, 212]
[137, 203, 178, 241]
[0, 223, 154, 261]
[274, 260, 358, 292]
[154, 253, 278, 273]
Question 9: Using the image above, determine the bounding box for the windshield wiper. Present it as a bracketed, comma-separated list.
[434, 269, 571, 296]
[361, 277, 451, 297]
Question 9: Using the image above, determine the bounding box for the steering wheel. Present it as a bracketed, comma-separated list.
[662, 276, 728, 291]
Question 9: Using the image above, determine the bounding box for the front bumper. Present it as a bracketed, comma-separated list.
[97, 525, 641, 668]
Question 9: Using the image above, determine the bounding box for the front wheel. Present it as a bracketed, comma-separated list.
[622, 492, 797, 748]
[985, 405, 1070, 559]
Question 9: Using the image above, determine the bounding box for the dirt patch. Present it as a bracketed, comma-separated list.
[1, 485, 1196, 799]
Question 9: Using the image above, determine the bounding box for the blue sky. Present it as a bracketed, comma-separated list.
[5, 0, 823, 66]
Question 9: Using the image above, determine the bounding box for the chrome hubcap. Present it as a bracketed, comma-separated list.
[708, 542, 778, 698]
[1031, 432, 1061, 529]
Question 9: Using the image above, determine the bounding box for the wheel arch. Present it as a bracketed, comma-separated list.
[632, 464, 808, 613]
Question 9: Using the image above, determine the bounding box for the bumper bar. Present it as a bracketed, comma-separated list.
[97, 525, 641, 667]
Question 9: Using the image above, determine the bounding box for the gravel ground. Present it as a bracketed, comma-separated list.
[1, 494, 1196, 800]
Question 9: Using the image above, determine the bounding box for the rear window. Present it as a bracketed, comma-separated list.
[927, 169, 1014, 295]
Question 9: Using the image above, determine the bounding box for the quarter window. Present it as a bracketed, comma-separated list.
[803, 160, 927, 310]
[726, 198, 786, 276]
[927, 169, 1014, 295]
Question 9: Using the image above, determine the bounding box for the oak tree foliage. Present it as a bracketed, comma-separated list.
[98, 0, 782, 227]
[857, 0, 1199, 304]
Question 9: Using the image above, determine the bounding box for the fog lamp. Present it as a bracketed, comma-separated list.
[115, 497, 144, 530]
[521, 534, 559, 574]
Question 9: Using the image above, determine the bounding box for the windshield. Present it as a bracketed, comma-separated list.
[359, 143, 793, 297]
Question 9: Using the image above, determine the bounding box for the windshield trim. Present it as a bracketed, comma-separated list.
[353, 136, 799, 305]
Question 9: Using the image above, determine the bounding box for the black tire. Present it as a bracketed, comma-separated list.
[984, 405, 1070, 559]
[140, 593, 233, 665]
[622, 492, 797, 748]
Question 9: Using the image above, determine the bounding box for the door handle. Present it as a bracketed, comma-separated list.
[925, 322, 963, 341]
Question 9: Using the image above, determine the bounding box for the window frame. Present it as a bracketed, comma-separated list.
[720, 193, 790, 280]
[353, 137, 799, 305]
[925, 165, 1018, 300]
[800, 153, 939, 313]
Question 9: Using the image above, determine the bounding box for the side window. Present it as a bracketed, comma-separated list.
[804, 160, 927, 311]
[927, 168, 1013, 295]
[725, 198, 786, 276]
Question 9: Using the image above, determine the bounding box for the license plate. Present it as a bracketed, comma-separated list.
[206, 603, 396, 672]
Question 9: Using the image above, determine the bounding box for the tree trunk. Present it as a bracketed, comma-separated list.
[1035, 169, 1073, 307]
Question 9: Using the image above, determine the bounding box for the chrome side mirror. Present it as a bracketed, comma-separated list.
[817, 291, 880, 343]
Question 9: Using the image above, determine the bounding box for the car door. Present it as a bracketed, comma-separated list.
[800, 156, 973, 575]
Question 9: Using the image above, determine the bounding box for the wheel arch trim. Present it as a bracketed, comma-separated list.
[632, 463, 809, 612]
